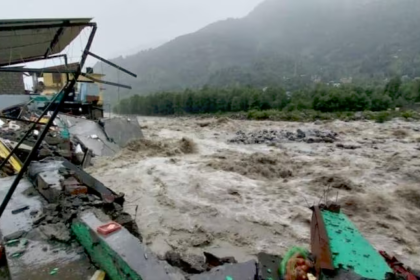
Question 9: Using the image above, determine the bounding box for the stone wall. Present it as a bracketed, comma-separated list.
[0, 72, 25, 94]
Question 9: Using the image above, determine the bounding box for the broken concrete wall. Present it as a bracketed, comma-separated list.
[72, 212, 172, 280]
[0, 95, 30, 110]
[100, 117, 144, 147]
[29, 158, 117, 203]
[58, 115, 120, 157]
[28, 160, 65, 203]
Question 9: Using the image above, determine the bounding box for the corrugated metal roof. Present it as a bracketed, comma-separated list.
[0, 18, 93, 66]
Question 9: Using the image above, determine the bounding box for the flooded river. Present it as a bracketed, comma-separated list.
[89, 116, 420, 268]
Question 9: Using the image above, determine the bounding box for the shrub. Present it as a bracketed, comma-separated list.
[401, 110, 414, 119]
[247, 110, 270, 120]
[370, 93, 392, 111]
[374, 111, 391, 123]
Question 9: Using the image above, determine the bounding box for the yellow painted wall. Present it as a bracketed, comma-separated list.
[42, 73, 105, 103]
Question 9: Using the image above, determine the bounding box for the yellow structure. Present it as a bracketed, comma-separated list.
[41, 63, 105, 105]
[0, 140, 22, 173]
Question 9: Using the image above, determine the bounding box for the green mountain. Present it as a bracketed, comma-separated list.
[97, 0, 420, 105]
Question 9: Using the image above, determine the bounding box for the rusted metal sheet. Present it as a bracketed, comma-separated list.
[310, 206, 334, 275]
[380, 251, 418, 280]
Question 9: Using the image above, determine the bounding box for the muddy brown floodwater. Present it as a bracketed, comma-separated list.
[89, 116, 420, 268]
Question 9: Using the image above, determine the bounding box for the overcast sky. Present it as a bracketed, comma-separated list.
[2, 0, 263, 63]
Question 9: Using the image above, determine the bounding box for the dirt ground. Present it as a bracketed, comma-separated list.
[89, 116, 420, 268]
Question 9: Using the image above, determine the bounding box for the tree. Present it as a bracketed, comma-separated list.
[231, 96, 241, 112]
[385, 77, 402, 100]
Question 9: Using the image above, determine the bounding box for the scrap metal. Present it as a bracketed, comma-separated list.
[380, 251, 418, 280]
[310, 206, 334, 275]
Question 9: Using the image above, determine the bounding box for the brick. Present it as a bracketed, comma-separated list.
[64, 184, 88, 195]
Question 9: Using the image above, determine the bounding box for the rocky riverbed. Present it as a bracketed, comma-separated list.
[89, 116, 420, 269]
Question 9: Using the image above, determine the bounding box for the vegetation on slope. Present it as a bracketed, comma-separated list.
[99, 0, 420, 106]
[115, 77, 420, 122]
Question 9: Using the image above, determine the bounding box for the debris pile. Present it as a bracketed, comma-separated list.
[0, 111, 145, 178]
[27, 158, 142, 243]
[229, 129, 338, 145]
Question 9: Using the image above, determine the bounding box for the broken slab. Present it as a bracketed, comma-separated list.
[28, 160, 65, 203]
[165, 251, 206, 274]
[100, 117, 144, 147]
[58, 115, 120, 157]
[29, 158, 115, 203]
[61, 159, 115, 202]
[257, 252, 282, 280]
[72, 211, 171, 280]
[38, 222, 71, 243]
[0, 176, 95, 280]
[189, 260, 257, 280]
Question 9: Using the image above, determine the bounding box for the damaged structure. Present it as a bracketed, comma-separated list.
[0, 17, 418, 280]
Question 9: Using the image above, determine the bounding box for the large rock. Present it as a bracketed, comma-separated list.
[190, 260, 257, 280]
[229, 129, 338, 145]
[165, 251, 206, 274]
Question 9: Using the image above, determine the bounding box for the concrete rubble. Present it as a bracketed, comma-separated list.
[0, 176, 95, 279]
[0, 107, 267, 279]
[229, 128, 338, 145]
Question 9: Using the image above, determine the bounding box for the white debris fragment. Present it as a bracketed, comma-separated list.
[75, 144, 83, 154]
[8, 121, 20, 131]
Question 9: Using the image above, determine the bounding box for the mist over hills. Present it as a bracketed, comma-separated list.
[97, 0, 420, 105]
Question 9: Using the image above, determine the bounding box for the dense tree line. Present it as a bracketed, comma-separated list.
[114, 78, 420, 116]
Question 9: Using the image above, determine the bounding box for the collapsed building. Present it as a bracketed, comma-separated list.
[0, 18, 418, 280]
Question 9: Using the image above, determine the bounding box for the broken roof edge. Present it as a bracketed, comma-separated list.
[0, 18, 94, 30]
[0, 18, 96, 67]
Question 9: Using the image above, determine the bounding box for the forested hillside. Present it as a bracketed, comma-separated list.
[99, 0, 420, 106]
[115, 78, 420, 119]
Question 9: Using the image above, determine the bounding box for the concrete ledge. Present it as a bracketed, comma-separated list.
[72, 211, 171, 280]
